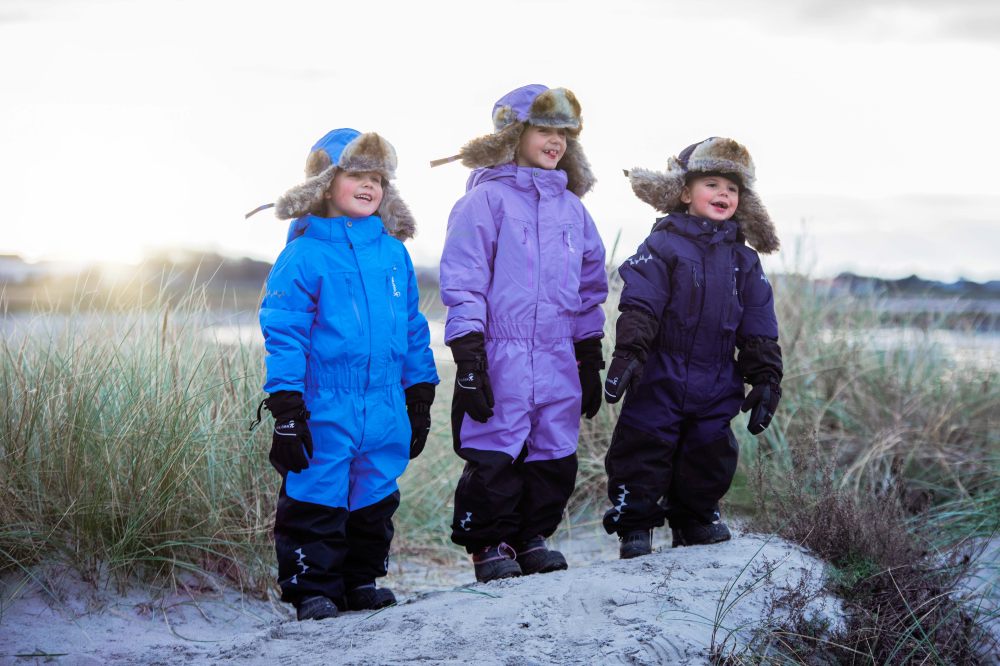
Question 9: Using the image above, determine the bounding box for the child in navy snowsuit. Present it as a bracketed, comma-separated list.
[433, 84, 609, 582]
[603, 137, 782, 558]
[255, 129, 439, 619]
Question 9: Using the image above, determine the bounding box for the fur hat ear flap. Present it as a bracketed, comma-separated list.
[379, 182, 416, 241]
[559, 138, 596, 197]
[458, 121, 523, 169]
[274, 164, 337, 220]
[626, 159, 686, 214]
[734, 190, 779, 254]
[305, 149, 332, 178]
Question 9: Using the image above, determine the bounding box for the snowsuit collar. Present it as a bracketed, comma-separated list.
[466, 162, 569, 198]
[293, 214, 387, 245]
[656, 212, 740, 246]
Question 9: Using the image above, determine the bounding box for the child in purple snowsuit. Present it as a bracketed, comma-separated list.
[433, 84, 609, 582]
[603, 137, 783, 558]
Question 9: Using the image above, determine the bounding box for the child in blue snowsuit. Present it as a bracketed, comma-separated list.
[255, 129, 438, 620]
[603, 137, 783, 558]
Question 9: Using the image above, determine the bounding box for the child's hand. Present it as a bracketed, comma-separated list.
[574, 338, 605, 418]
[455, 365, 495, 423]
[741, 382, 781, 434]
[405, 383, 436, 459]
[448, 332, 495, 424]
[264, 391, 314, 474]
[604, 353, 644, 404]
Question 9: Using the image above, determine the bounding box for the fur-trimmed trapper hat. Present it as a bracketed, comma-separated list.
[626, 137, 779, 254]
[248, 128, 415, 241]
[430, 84, 596, 198]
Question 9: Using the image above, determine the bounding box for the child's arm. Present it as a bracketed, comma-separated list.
[440, 194, 497, 344]
[736, 258, 782, 434]
[401, 249, 439, 390]
[259, 244, 319, 394]
[574, 208, 608, 341]
[603, 237, 669, 403]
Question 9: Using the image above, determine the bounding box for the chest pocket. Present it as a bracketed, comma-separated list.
[560, 223, 582, 290]
[671, 257, 704, 329]
[496, 215, 535, 291]
[722, 265, 745, 333]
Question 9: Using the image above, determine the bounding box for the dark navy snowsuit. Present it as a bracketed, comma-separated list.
[603, 212, 778, 533]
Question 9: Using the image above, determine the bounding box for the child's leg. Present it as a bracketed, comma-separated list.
[449, 382, 533, 552]
[667, 400, 741, 534]
[340, 386, 410, 606]
[274, 480, 349, 605]
[602, 421, 681, 535]
[515, 392, 580, 543]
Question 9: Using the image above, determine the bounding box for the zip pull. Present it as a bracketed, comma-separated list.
[249, 398, 267, 431]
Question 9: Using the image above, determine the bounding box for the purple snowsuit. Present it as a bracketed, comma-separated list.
[440, 163, 608, 550]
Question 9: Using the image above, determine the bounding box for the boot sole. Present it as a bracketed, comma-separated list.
[474, 560, 522, 583]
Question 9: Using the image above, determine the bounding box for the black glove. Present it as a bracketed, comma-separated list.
[405, 383, 436, 459]
[604, 353, 644, 404]
[450, 332, 494, 423]
[741, 381, 781, 434]
[263, 391, 313, 475]
[737, 337, 783, 435]
[574, 338, 605, 418]
[604, 309, 658, 404]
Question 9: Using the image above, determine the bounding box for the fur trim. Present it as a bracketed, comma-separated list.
[305, 149, 332, 177]
[380, 182, 416, 241]
[560, 137, 596, 197]
[339, 132, 397, 179]
[275, 164, 337, 220]
[528, 87, 582, 133]
[734, 190, 779, 254]
[626, 161, 685, 214]
[683, 137, 755, 188]
[459, 122, 523, 169]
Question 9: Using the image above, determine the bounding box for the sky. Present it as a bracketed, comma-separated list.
[1, 0, 999, 281]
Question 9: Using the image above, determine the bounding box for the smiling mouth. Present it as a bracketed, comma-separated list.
[712, 201, 729, 210]
[543, 149, 560, 160]
[355, 193, 373, 202]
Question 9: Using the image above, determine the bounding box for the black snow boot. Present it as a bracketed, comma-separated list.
[295, 595, 339, 621]
[515, 536, 568, 575]
[671, 521, 732, 547]
[619, 529, 653, 559]
[472, 543, 521, 582]
[346, 584, 396, 610]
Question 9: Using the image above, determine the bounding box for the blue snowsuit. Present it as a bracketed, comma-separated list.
[260, 213, 438, 602]
[603, 212, 778, 533]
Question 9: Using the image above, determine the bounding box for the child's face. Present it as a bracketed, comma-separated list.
[323, 170, 384, 218]
[515, 126, 567, 170]
[680, 175, 740, 222]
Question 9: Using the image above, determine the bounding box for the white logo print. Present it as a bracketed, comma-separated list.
[457, 373, 476, 390]
[628, 254, 653, 266]
[611, 484, 629, 523]
[390, 275, 401, 297]
[290, 547, 310, 585]
[459, 512, 473, 531]
[760, 272, 769, 285]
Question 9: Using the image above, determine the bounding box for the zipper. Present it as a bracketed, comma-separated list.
[347, 276, 363, 335]
[689, 264, 701, 314]
[386, 273, 398, 333]
[562, 227, 574, 286]
[523, 226, 534, 289]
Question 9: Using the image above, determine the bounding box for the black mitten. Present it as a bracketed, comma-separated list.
[737, 337, 784, 435]
[264, 391, 313, 474]
[405, 382, 436, 459]
[449, 332, 495, 423]
[741, 382, 781, 434]
[604, 309, 658, 404]
[574, 338, 605, 419]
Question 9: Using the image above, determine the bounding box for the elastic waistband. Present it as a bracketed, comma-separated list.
[306, 364, 402, 390]
[485, 318, 574, 340]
